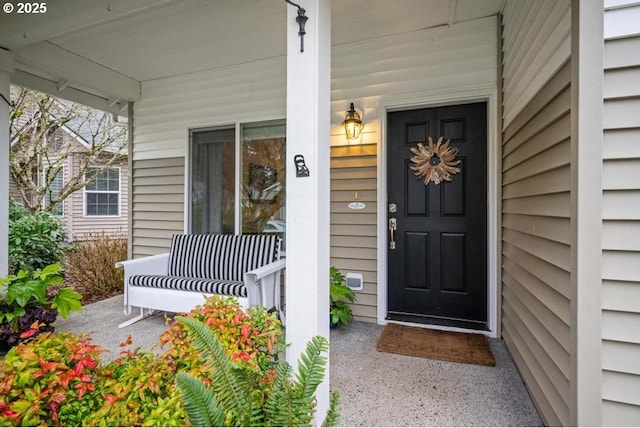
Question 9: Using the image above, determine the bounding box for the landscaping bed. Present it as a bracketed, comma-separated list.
[0, 296, 337, 426]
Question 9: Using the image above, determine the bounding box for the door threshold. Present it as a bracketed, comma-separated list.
[382, 317, 493, 337]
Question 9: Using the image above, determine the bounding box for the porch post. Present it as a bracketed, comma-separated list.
[0, 49, 14, 277]
[285, 0, 331, 422]
[570, 0, 603, 425]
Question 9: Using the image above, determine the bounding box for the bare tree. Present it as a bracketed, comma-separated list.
[9, 87, 127, 214]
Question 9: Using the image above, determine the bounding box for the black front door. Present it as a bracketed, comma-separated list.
[387, 102, 487, 330]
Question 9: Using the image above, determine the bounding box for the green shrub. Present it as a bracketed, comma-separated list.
[175, 316, 339, 427]
[8, 200, 66, 273]
[0, 263, 83, 350]
[82, 346, 187, 427]
[160, 295, 286, 374]
[64, 231, 127, 301]
[0, 332, 105, 426]
[91, 298, 286, 427]
[0, 296, 290, 426]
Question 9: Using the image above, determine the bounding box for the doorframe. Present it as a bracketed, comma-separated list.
[376, 86, 501, 338]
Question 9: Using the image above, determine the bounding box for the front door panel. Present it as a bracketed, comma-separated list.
[387, 103, 487, 330]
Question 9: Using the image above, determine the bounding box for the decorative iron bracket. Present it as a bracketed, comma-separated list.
[285, 0, 308, 52]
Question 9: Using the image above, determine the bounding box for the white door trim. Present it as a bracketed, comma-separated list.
[376, 86, 501, 338]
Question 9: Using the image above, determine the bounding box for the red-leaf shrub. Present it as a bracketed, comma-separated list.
[0, 296, 285, 426]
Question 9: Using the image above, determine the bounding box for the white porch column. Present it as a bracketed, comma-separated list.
[0, 49, 14, 277]
[285, 0, 331, 422]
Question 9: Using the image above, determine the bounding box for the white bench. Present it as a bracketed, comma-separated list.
[116, 234, 285, 328]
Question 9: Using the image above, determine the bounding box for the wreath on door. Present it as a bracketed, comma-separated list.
[409, 136, 460, 185]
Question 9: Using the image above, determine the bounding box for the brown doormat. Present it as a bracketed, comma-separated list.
[376, 323, 495, 367]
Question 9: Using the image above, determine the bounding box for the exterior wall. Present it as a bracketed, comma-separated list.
[501, 1, 572, 426]
[330, 17, 498, 323]
[601, 0, 640, 424]
[8, 151, 72, 230]
[130, 157, 185, 257]
[131, 56, 286, 257]
[8, 172, 24, 205]
[9, 122, 128, 241]
[133, 57, 287, 162]
[56, 155, 71, 235]
[330, 144, 378, 322]
[132, 17, 499, 323]
[501, 0, 571, 129]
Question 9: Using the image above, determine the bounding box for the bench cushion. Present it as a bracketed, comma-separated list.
[167, 234, 280, 281]
[129, 274, 246, 298]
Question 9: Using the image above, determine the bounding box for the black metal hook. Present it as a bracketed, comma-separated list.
[0, 93, 13, 108]
[285, 0, 308, 52]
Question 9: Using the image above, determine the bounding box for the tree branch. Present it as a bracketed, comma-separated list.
[9, 87, 128, 214]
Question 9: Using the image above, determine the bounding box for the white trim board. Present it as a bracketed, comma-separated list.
[376, 87, 500, 338]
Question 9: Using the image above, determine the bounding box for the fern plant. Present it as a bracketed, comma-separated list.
[175, 316, 340, 427]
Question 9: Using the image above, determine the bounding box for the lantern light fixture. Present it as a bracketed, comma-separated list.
[342, 102, 363, 140]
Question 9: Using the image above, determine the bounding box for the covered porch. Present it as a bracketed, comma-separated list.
[1, 0, 616, 425]
[0, 0, 512, 422]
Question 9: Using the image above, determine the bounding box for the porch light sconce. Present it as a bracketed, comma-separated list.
[342, 103, 363, 140]
[285, 0, 309, 52]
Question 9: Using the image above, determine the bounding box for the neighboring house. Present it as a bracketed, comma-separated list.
[8, 95, 128, 241]
[0, 0, 638, 426]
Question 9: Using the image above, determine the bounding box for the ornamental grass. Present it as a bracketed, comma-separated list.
[64, 231, 127, 304]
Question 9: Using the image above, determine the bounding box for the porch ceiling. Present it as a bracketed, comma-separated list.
[0, 0, 501, 102]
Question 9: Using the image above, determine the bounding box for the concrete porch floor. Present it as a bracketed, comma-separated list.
[331, 322, 542, 426]
[54, 295, 542, 427]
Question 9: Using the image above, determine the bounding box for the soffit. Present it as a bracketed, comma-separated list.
[0, 0, 501, 92]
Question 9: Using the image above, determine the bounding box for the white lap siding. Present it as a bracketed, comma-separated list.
[601, 0, 640, 425]
[501, 1, 572, 425]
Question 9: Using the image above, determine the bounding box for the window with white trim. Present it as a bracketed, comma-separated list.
[44, 167, 64, 216]
[84, 167, 120, 216]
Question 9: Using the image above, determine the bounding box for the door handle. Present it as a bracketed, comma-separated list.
[389, 217, 397, 250]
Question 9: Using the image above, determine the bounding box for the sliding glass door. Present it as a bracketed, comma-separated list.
[189, 120, 285, 240]
[190, 127, 235, 234]
[241, 121, 285, 235]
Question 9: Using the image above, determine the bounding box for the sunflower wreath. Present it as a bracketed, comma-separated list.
[409, 136, 461, 185]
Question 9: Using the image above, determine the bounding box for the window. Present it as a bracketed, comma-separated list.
[189, 120, 285, 240]
[44, 167, 64, 216]
[84, 167, 120, 216]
